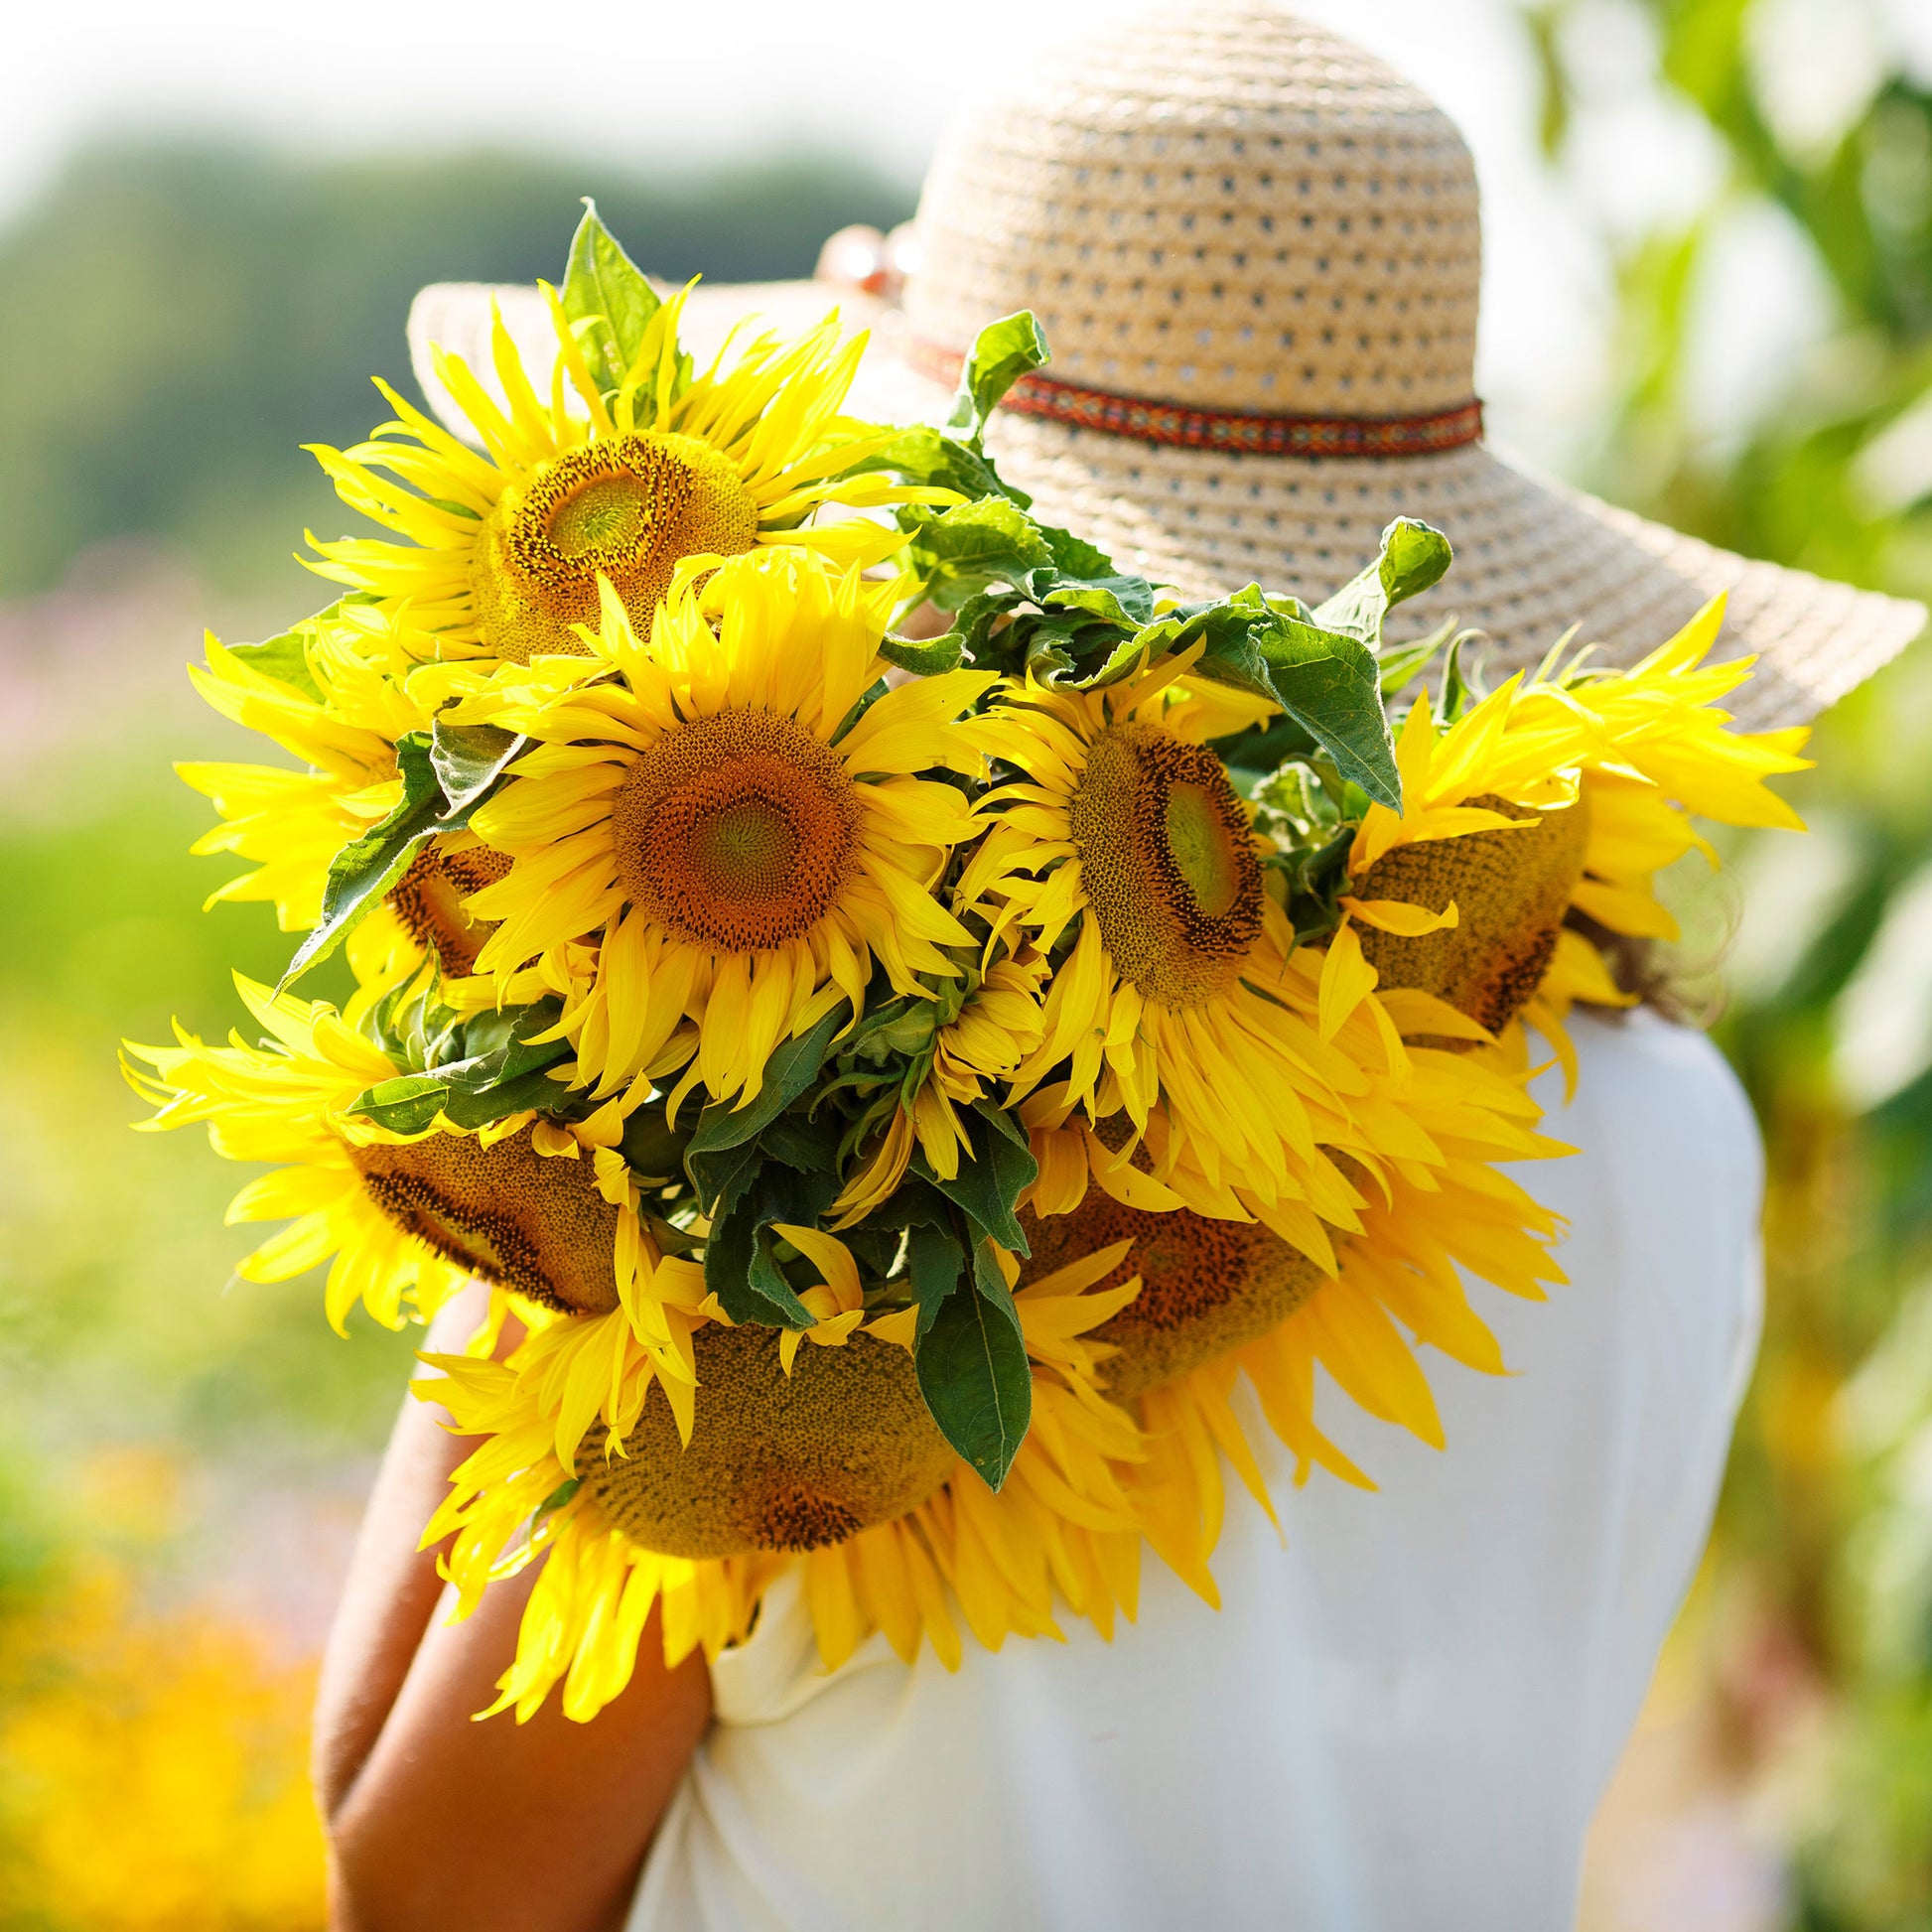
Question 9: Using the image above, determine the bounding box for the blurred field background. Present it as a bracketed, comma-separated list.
[1, 0, 1929, 1925]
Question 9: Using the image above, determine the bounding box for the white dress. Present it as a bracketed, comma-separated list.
[628, 1011, 1764, 1932]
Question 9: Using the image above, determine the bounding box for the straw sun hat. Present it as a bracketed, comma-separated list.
[409, 0, 1923, 730]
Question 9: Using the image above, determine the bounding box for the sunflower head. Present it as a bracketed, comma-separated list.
[577, 1322, 956, 1557]
[609, 707, 865, 954]
[307, 268, 931, 671]
[474, 431, 761, 664]
[1353, 793, 1590, 1036]
[1022, 1180, 1321, 1402]
[455, 550, 991, 1106]
[386, 840, 511, 978]
[351, 1125, 621, 1317]
[1070, 719, 1265, 1010]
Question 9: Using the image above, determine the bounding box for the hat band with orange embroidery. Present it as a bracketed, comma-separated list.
[905, 340, 1485, 459]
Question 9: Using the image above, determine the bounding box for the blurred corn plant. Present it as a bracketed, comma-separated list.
[1525, 0, 1932, 1923]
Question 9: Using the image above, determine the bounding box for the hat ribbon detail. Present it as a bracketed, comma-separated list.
[907, 341, 1483, 459]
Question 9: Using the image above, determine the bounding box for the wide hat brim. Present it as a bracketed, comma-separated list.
[408, 279, 1925, 732]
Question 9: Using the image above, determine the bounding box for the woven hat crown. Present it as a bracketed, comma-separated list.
[904, 0, 1481, 419]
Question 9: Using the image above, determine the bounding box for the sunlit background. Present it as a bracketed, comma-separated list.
[3, 0, 1930, 1924]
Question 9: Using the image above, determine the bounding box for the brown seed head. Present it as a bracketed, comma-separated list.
[577, 1324, 957, 1559]
[1069, 722, 1264, 1011]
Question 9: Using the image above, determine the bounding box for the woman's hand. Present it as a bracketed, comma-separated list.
[315, 1283, 711, 1932]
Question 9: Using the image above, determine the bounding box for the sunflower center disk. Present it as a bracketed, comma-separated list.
[612, 710, 862, 953]
[472, 432, 760, 663]
[546, 473, 655, 560]
[1021, 1178, 1322, 1402]
[1352, 791, 1591, 1037]
[351, 1127, 621, 1315]
[386, 841, 511, 978]
[1069, 723, 1264, 1009]
[576, 1324, 957, 1559]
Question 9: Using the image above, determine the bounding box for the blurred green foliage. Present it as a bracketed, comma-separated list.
[1527, 1, 1932, 1923]
[0, 141, 914, 603]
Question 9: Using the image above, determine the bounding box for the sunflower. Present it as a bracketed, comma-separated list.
[180, 615, 430, 935]
[306, 287, 941, 667]
[1344, 593, 1811, 1081]
[122, 978, 695, 1370]
[1024, 1046, 1569, 1590]
[444, 549, 994, 1109]
[1072, 595, 1811, 1584]
[1007, 939, 1569, 1578]
[829, 936, 1050, 1225]
[422, 1238, 1148, 1722]
[961, 651, 1530, 1226]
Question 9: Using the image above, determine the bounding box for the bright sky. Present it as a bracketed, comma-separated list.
[4, 0, 1922, 465]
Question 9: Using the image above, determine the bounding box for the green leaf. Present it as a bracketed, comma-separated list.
[280, 717, 529, 992]
[947, 312, 1050, 446]
[345, 1000, 571, 1133]
[344, 1072, 449, 1136]
[703, 1165, 835, 1328]
[1126, 584, 1278, 669]
[969, 1233, 1027, 1344]
[430, 719, 528, 817]
[1253, 759, 1340, 830]
[1040, 574, 1157, 630]
[561, 200, 661, 402]
[618, 1105, 692, 1182]
[905, 496, 1056, 608]
[279, 733, 445, 988]
[224, 594, 373, 700]
[225, 632, 321, 700]
[1036, 523, 1118, 579]
[759, 1113, 837, 1173]
[1311, 517, 1454, 645]
[454, 997, 564, 1073]
[879, 630, 965, 677]
[1068, 629, 1152, 690]
[1250, 617, 1402, 812]
[1024, 628, 1084, 685]
[687, 1135, 765, 1226]
[909, 1102, 1037, 1256]
[914, 1276, 1034, 1489]
[865, 424, 1030, 509]
[437, 1062, 569, 1130]
[1437, 625, 1491, 726]
[684, 1004, 847, 1179]
[1147, 591, 1399, 810]
[905, 1218, 967, 1338]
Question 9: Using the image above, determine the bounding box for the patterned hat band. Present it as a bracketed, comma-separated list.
[904, 340, 1485, 460]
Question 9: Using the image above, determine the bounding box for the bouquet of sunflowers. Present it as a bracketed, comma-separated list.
[128, 209, 1810, 1722]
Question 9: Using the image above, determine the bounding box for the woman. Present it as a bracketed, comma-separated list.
[319, 6, 1918, 1926]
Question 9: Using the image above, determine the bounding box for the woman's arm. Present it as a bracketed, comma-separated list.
[316, 1283, 712, 1932]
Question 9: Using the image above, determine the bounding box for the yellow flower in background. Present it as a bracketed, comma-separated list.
[307, 287, 940, 666]
[448, 550, 993, 1110]
[0, 1565, 326, 1931]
